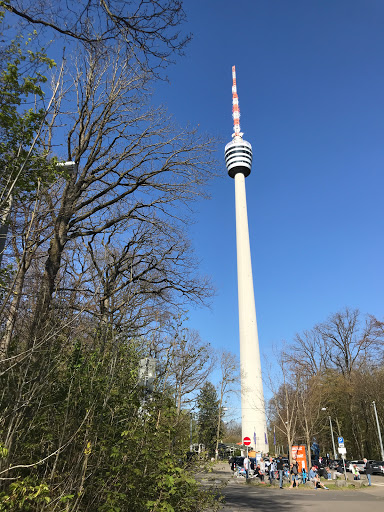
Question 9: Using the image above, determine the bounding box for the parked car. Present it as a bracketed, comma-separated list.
[234, 456, 245, 468]
[371, 461, 384, 475]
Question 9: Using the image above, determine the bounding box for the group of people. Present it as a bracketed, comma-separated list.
[241, 456, 277, 483]
[232, 455, 374, 488]
[234, 455, 332, 490]
[238, 455, 293, 489]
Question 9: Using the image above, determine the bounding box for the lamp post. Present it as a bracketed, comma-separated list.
[190, 411, 194, 452]
[372, 401, 384, 461]
[328, 416, 337, 461]
[321, 408, 337, 460]
[215, 407, 228, 460]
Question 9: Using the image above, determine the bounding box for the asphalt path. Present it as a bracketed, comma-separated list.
[208, 464, 384, 512]
[221, 483, 384, 512]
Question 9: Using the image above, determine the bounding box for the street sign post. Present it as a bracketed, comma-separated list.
[243, 437, 251, 477]
[337, 436, 347, 481]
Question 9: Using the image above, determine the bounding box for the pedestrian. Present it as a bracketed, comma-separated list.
[302, 466, 307, 484]
[268, 456, 276, 483]
[255, 464, 266, 483]
[276, 455, 284, 489]
[243, 455, 250, 479]
[259, 457, 266, 474]
[363, 459, 372, 486]
[309, 466, 329, 490]
[289, 459, 299, 488]
[334, 463, 344, 479]
[351, 464, 360, 481]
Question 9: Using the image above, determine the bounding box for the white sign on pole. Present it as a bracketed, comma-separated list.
[338, 447, 347, 455]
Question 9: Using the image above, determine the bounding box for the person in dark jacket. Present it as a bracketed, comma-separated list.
[276, 456, 284, 489]
[289, 459, 299, 488]
[364, 458, 373, 486]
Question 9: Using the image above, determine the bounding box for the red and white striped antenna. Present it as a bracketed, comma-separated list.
[232, 66, 243, 138]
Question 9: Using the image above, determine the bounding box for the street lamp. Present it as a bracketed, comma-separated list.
[321, 408, 337, 460]
[372, 401, 384, 461]
[215, 406, 228, 460]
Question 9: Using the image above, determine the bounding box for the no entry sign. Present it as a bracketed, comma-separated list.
[243, 436, 251, 446]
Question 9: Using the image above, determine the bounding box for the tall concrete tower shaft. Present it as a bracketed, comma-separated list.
[225, 66, 268, 453]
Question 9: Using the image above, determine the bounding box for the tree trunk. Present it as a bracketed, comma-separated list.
[0, 256, 27, 358]
[28, 208, 72, 345]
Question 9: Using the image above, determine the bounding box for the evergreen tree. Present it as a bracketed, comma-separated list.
[197, 382, 220, 456]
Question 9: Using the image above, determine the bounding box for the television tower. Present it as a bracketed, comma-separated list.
[224, 66, 268, 453]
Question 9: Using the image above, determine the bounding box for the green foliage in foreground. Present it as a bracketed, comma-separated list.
[0, 339, 222, 511]
[0, 21, 59, 207]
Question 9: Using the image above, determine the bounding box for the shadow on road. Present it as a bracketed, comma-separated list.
[223, 487, 296, 511]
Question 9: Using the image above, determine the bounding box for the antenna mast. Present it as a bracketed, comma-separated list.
[232, 66, 243, 138]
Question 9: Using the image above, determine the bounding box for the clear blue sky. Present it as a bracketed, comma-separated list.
[154, 0, 384, 399]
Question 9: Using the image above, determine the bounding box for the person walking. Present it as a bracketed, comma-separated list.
[364, 458, 373, 486]
[276, 455, 284, 489]
[301, 466, 307, 484]
[243, 455, 250, 480]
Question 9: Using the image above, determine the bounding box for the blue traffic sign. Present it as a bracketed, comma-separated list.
[338, 436, 344, 444]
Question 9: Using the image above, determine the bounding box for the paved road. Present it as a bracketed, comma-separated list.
[208, 463, 384, 512]
[221, 483, 384, 511]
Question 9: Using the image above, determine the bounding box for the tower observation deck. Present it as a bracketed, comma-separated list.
[225, 138, 253, 178]
[224, 66, 268, 454]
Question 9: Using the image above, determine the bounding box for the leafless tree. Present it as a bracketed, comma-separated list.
[315, 308, 383, 377]
[270, 309, 384, 460]
[3, 0, 191, 70]
[26, 46, 216, 345]
[161, 323, 214, 415]
[267, 346, 300, 462]
[215, 350, 239, 459]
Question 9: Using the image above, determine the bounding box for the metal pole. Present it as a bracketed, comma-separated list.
[329, 416, 337, 460]
[190, 412, 193, 452]
[342, 455, 347, 481]
[372, 401, 384, 461]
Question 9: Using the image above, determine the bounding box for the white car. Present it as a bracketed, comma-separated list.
[348, 460, 365, 473]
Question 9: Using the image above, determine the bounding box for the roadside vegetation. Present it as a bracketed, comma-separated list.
[268, 308, 384, 463]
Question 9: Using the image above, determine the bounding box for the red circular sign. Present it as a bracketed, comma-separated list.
[243, 436, 251, 446]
